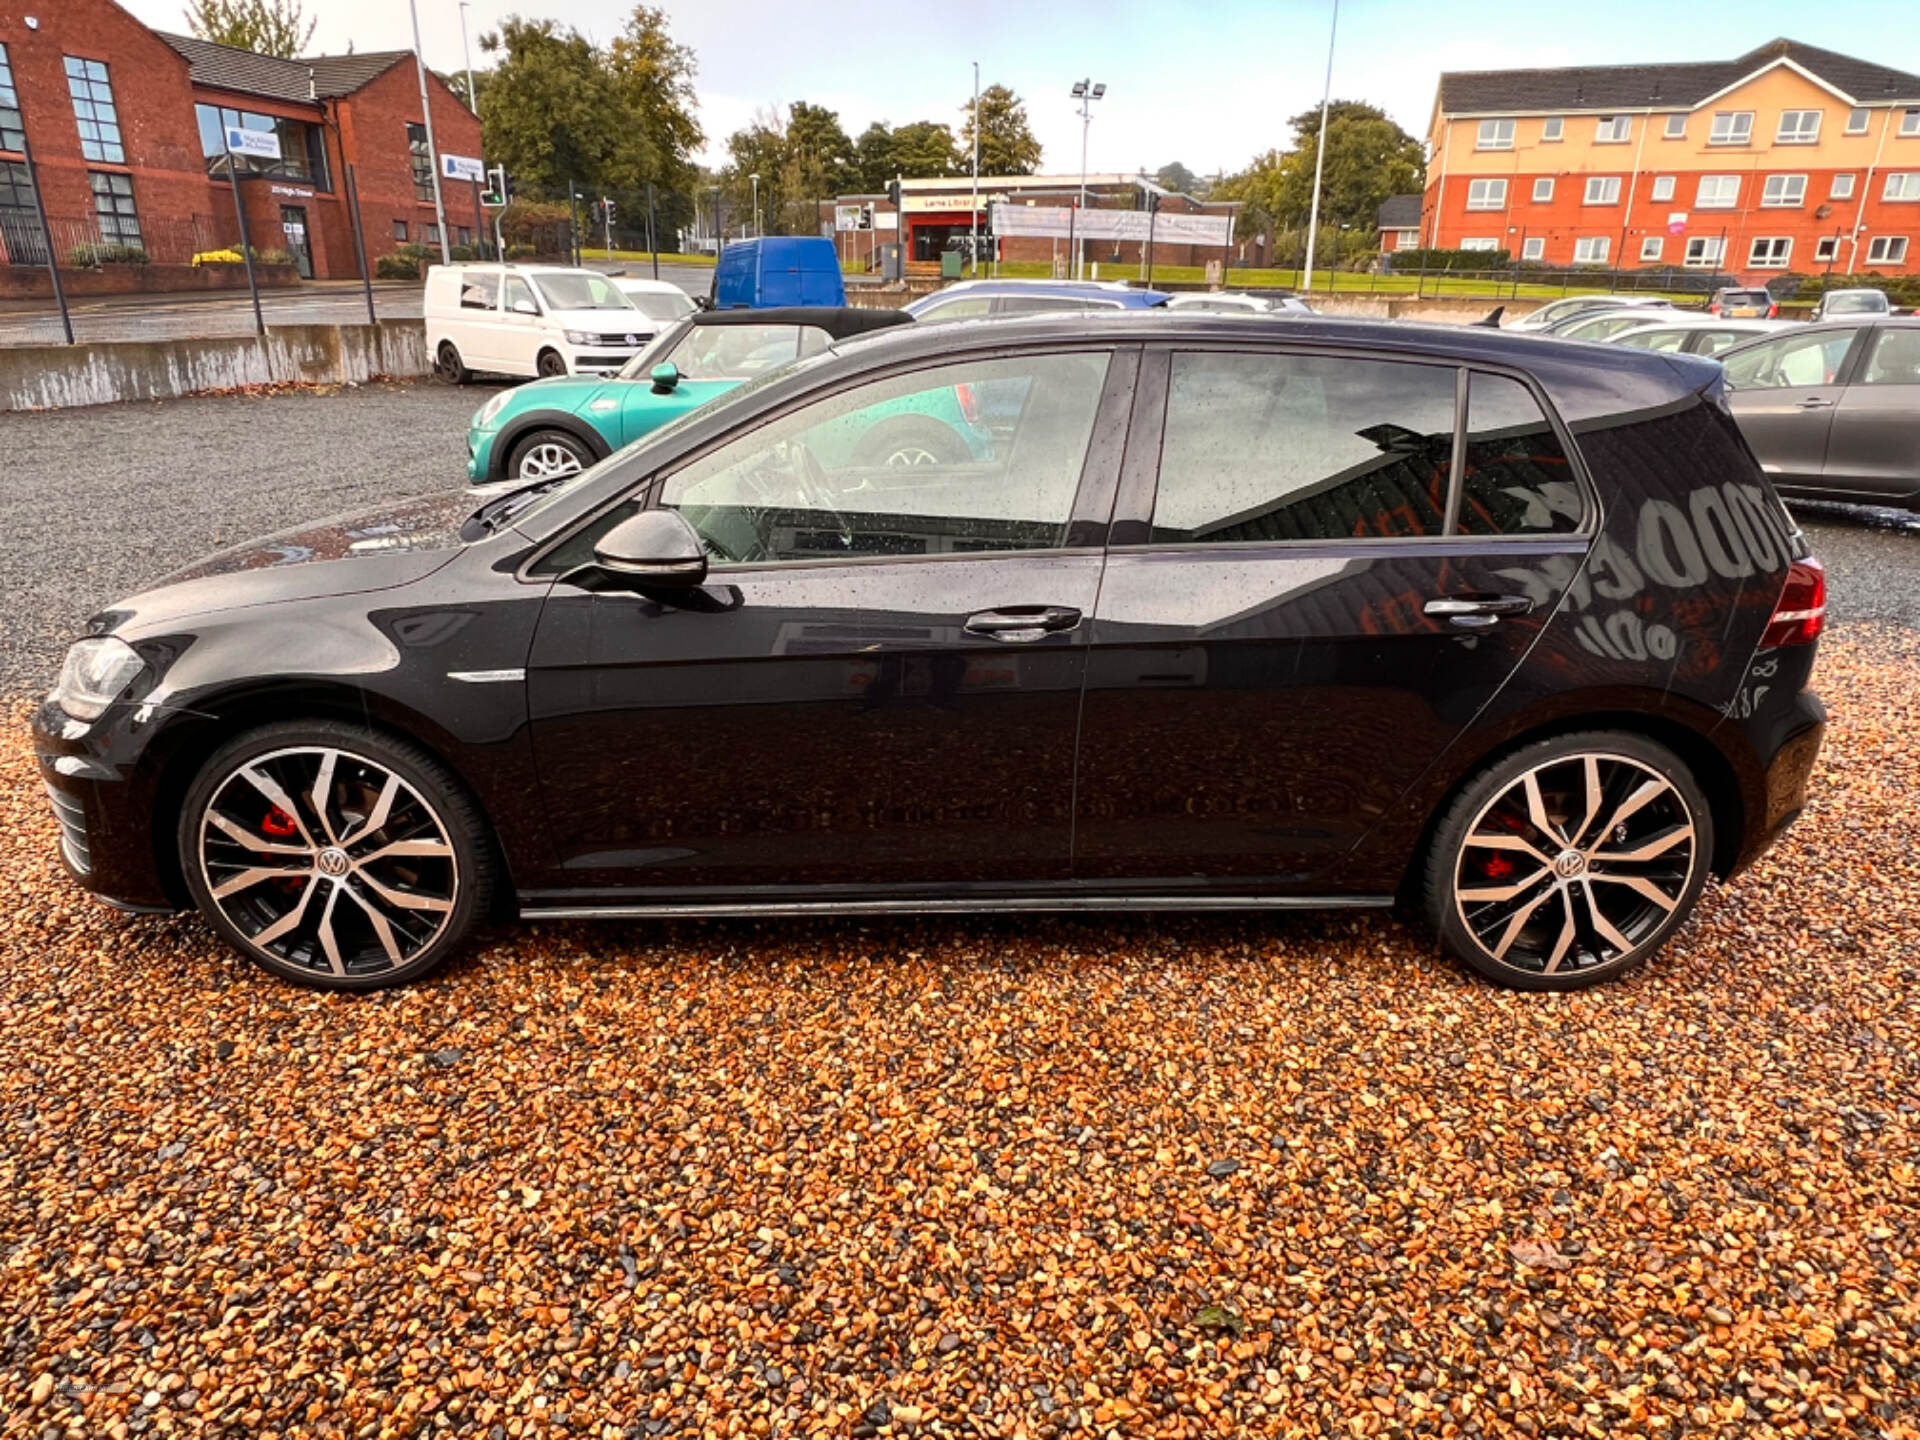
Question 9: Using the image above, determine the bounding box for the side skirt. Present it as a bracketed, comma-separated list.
[519, 895, 1395, 921]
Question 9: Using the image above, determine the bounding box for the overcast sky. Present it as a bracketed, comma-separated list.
[118, 0, 1920, 178]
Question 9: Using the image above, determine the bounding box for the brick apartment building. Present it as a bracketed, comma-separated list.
[0, 0, 480, 288]
[1421, 39, 1920, 280]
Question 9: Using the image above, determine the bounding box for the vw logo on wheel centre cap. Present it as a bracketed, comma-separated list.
[317, 847, 351, 877]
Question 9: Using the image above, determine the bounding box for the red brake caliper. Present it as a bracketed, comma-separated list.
[261, 806, 298, 838]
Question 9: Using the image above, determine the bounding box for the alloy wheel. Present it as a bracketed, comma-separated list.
[1453, 752, 1697, 978]
[197, 746, 459, 979]
[517, 442, 585, 480]
[884, 445, 940, 466]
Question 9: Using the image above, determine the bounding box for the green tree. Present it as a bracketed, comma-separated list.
[1274, 101, 1424, 232]
[478, 19, 632, 199]
[722, 112, 792, 233]
[890, 120, 960, 178]
[1154, 161, 1198, 195]
[183, 0, 315, 57]
[852, 122, 898, 192]
[786, 102, 856, 200]
[606, 7, 704, 236]
[959, 84, 1041, 175]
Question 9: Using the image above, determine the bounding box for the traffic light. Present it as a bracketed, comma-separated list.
[887, 178, 902, 209]
[480, 164, 509, 208]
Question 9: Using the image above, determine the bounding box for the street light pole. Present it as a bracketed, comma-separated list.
[750, 173, 760, 238]
[457, 1, 478, 115]
[1301, 0, 1340, 293]
[1070, 78, 1106, 281]
[406, 0, 451, 264]
[970, 61, 980, 277]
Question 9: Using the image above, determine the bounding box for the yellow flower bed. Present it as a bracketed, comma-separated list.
[191, 249, 246, 267]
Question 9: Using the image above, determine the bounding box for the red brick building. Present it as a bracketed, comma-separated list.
[0, 0, 480, 285]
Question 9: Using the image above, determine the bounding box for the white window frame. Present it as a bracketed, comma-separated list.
[1684, 236, 1725, 267]
[1532, 176, 1553, 202]
[1846, 107, 1869, 135]
[1775, 110, 1821, 144]
[1884, 173, 1920, 202]
[1761, 174, 1806, 208]
[1696, 175, 1740, 208]
[1640, 236, 1664, 261]
[1594, 116, 1631, 144]
[1813, 236, 1839, 262]
[1521, 236, 1545, 260]
[1460, 237, 1501, 252]
[1650, 175, 1675, 202]
[1831, 173, 1857, 200]
[1476, 118, 1515, 150]
[1867, 235, 1909, 264]
[1663, 113, 1687, 139]
[1748, 236, 1791, 268]
[1709, 111, 1754, 146]
[1542, 116, 1564, 142]
[1465, 177, 1508, 211]
[1573, 236, 1610, 264]
[1396, 228, 1419, 247]
[1584, 176, 1621, 205]
[1903, 109, 1920, 138]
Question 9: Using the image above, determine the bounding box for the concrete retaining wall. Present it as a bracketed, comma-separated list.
[0, 263, 303, 301]
[0, 319, 430, 412]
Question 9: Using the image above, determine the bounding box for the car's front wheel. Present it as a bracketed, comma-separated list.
[179, 722, 495, 990]
[1423, 731, 1713, 991]
[536, 349, 569, 378]
[851, 417, 971, 468]
[507, 428, 595, 481]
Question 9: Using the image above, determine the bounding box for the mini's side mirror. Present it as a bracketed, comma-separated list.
[650, 362, 681, 394]
[590, 509, 706, 587]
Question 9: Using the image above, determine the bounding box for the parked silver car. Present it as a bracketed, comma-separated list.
[1719, 318, 1920, 507]
[1506, 294, 1676, 332]
[1608, 316, 1794, 357]
[1808, 288, 1892, 323]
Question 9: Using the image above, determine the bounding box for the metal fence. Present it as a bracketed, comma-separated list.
[1355, 260, 1743, 301]
[1, 212, 236, 270]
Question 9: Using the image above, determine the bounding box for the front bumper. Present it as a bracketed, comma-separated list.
[467, 426, 500, 482]
[32, 697, 186, 912]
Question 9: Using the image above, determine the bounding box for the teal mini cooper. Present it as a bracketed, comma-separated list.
[465, 306, 978, 484]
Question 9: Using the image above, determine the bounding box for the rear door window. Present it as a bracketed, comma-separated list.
[1694, 329, 1749, 356]
[1149, 351, 1457, 543]
[1723, 329, 1857, 388]
[1616, 328, 1686, 351]
[1456, 373, 1583, 535]
[1859, 327, 1920, 385]
[459, 271, 500, 310]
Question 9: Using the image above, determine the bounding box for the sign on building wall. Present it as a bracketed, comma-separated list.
[224, 126, 280, 160]
[442, 153, 486, 184]
[989, 202, 1232, 247]
[834, 204, 871, 232]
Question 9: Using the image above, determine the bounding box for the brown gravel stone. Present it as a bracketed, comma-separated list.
[1, 628, 1917, 1438]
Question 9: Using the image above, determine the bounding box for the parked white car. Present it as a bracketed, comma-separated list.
[610, 276, 698, 325]
[1606, 316, 1795, 357]
[1165, 291, 1317, 315]
[1507, 293, 1677, 332]
[426, 264, 659, 382]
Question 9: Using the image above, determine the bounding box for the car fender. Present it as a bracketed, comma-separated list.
[489, 409, 616, 479]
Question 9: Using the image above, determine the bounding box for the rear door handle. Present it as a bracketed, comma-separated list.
[964, 605, 1082, 643]
[1425, 594, 1534, 629]
[1796, 396, 1835, 409]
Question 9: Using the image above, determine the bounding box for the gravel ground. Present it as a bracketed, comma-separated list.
[1, 626, 1917, 1436]
[0, 380, 496, 695]
[1794, 504, 1920, 630]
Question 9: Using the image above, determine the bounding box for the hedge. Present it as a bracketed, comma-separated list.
[69, 242, 148, 267]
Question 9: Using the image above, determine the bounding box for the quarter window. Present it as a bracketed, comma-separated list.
[87, 170, 140, 246]
[0, 44, 26, 152]
[65, 57, 124, 164]
[1650, 176, 1675, 202]
[1775, 110, 1821, 144]
[1748, 237, 1791, 268]
[1723, 330, 1856, 390]
[1477, 119, 1515, 150]
[408, 123, 434, 202]
[1860, 328, 1920, 385]
[1696, 175, 1740, 208]
[1708, 111, 1753, 145]
[1583, 176, 1620, 205]
[1867, 235, 1908, 264]
[1594, 116, 1630, 144]
[1532, 177, 1553, 203]
[1150, 352, 1457, 544]
[658, 352, 1110, 566]
[1761, 174, 1806, 207]
[1456, 373, 1580, 537]
[1465, 178, 1507, 210]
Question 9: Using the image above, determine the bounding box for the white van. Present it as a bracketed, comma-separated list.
[424, 264, 668, 382]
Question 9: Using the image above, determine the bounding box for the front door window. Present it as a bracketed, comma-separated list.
[279, 204, 312, 278]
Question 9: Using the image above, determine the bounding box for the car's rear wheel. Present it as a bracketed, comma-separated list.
[1423, 731, 1713, 991]
[507, 428, 595, 481]
[536, 349, 569, 378]
[179, 722, 495, 991]
[851, 417, 970, 468]
[435, 341, 471, 385]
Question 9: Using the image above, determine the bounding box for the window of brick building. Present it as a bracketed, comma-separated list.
[88, 171, 141, 246]
[393, 219, 408, 241]
[408, 123, 434, 202]
[65, 57, 125, 164]
[0, 44, 26, 153]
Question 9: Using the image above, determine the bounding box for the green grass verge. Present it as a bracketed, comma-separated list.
[594, 250, 717, 266]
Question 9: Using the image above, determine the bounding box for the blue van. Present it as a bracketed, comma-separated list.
[711, 237, 847, 309]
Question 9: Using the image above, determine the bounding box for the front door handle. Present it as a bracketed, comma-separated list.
[964, 605, 1083, 643]
[1796, 396, 1835, 410]
[1425, 594, 1535, 629]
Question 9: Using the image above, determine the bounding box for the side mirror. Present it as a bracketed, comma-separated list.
[590, 509, 707, 587]
[650, 362, 681, 394]
[511, 298, 538, 316]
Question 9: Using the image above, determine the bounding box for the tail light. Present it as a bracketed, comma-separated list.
[1767, 301, 1779, 318]
[953, 383, 980, 423]
[1761, 557, 1825, 647]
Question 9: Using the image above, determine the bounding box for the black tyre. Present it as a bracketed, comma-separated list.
[435, 341, 472, 385]
[536, 348, 569, 378]
[506, 427, 595, 481]
[179, 721, 496, 991]
[1422, 731, 1713, 992]
[850, 417, 970, 468]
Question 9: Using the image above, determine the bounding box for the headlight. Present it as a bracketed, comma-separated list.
[564, 330, 595, 346]
[54, 637, 145, 721]
[476, 391, 512, 427]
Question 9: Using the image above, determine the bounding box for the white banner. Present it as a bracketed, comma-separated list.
[990, 202, 1232, 247]
[442, 153, 486, 184]
[834, 204, 870, 231]
[225, 126, 280, 160]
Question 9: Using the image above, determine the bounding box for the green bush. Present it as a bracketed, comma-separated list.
[1392, 247, 1512, 272]
[68, 242, 149, 268]
[253, 247, 293, 267]
[1794, 271, 1920, 307]
[504, 243, 536, 260]
[375, 252, 421, 280]
[449, 243, 478, 262]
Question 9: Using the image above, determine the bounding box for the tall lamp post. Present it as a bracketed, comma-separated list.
[457, 2, 478, 114]
[969, 61, 980, 277]
[406, 0, 451, 263]
[1301, 0, 1340, 293]
[1070, 78, 1106, 281]
[750, 173, 760, 238]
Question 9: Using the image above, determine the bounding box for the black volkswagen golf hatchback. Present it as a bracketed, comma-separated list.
[34, 314, 1826, 992]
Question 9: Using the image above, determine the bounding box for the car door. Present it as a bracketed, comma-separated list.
[455, 267, 503, 369]
[1821, 326, 1920, 499]
[1723, 327, 1862, 487]
[522, 345, 1133, 899]
[1073, 346, 1588, 891]
[499, 274, 544, 375]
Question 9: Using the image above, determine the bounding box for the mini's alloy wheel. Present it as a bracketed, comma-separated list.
[508, 429, 593, 480]
[181, 724, 494, 989]
[1427, 734, 1712, 990]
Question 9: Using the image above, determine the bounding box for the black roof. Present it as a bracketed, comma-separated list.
[1438, 38, 1920, 115]
[160, 32, 413, 105]
[693, 306, 913, 339]
[1376, 194, 1422, 230]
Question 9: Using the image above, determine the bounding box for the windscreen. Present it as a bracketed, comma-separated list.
[625, 290, 697, 322]
[533, 272, 635, 311]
